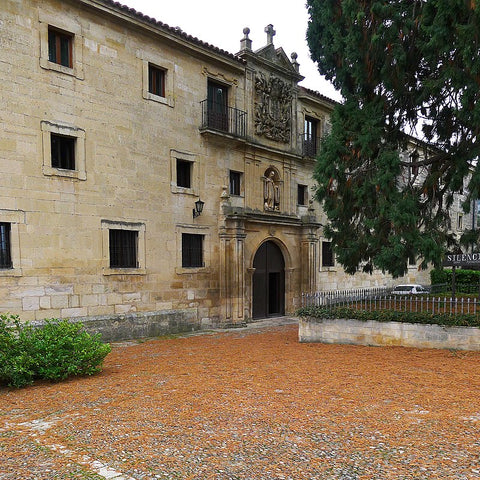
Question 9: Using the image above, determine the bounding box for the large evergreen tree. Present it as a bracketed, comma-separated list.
[307, 0, 480, 277]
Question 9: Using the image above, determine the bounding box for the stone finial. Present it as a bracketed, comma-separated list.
[291, 52, 300, 73]
[240, 27, 252, 51]
[265, 24, 276, 45]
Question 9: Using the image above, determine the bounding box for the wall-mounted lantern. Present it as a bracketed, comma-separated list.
[193, 198, 205, 219]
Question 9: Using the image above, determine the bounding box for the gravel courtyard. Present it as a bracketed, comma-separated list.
[1, 320, 479, 480]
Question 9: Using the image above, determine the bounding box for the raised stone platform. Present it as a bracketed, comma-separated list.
[299, 317, 480, 351]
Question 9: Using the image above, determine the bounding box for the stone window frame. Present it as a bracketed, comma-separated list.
[139, 52, 175, 107]
[175, 224, 211, 275]
[0, 210, 24, 277]
[41, 121, 86, 180]
[170, 150, 199, 196]
[39, 13, 84, 80]
[101, 220, 146, 276]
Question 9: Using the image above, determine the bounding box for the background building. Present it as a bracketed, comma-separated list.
[0, 0, 432, 337]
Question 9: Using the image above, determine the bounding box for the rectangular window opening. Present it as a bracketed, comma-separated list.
[109, 229, 138, 268]
[51, 134, 75, 170]
[177, 159, 192, 188]
[229, 170, 242, 196]
[148, 64, 165, 97]
[322, 241, 334, 268]
[182, 233, 204, 268]
[48, 27, 73, 68]
[304, 117, 319, 157]
[0, 223, 12, 269]
[297, 184, 307, 206]
[207, 80, 228, 131]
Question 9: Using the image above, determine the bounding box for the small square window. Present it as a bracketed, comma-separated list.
[48, 27, 73, 68]
[229, 171, 242, 196]
[177, 159, 192, 188]
[51, 134, 75, 170]
[0, 223, 12, 269]
[322, 241, 334, 267]
[182, 233, 204, 268]
[297, 184, 307, 206]
[148, 64, 165, 97]
[109, 229, 138, 268]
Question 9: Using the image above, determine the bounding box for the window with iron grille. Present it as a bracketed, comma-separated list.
[322, 241, 334, 267]
[148, 64, 165, 97]
[51, 134, 75, 170]
[109, 229, 138, 268]
[0, 223, 12, 269]
[297, 184, 307, 205]
[304, 117, 319, 157]
[177, 159, 192, 188]
[182, 233, 204, 268]
[48, 27, 73, 68]
[229, 170, 242, 196]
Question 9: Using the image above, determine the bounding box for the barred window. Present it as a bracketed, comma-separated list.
[0, 223, 12, 269]
[182, 233, 204, 268]
[322, 241, 334, 267]
[109, 229, 138, 268]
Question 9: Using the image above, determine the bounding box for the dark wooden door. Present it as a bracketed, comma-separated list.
[252, 241, 285, 319]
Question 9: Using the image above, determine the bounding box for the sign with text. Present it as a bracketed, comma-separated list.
[443, 253, 480, 267]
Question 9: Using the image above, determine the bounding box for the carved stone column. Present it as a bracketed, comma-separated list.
[219, 219, 246, 324]
[301, 227, 318, 294]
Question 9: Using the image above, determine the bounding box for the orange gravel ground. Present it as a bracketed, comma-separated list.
[1, 322, 480, 480]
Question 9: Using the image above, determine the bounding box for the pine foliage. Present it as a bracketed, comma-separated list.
[307, 0, 480, 276]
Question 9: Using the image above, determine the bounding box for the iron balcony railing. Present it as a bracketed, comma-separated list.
[200, 100, 247, 138]
[301, 135, 321, 157]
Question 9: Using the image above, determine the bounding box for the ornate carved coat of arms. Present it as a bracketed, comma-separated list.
[254, 72, 292, 143]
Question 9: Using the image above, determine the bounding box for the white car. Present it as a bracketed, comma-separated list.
[392, 284, 429, 295]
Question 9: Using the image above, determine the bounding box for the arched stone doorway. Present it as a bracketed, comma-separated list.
[252, 240, 285, 319]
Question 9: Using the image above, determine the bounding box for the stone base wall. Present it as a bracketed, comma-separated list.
[31, 309, 205, 343]
[299, 317, 480, 351]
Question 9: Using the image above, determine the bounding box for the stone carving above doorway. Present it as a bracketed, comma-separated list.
[263, 168, 280, 212]
[254, 72, 292, 143]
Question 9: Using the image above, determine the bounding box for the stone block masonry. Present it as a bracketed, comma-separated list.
[299, 317, 480, 351]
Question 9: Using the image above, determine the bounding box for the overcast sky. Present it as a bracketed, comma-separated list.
[122, 0, 342, 101]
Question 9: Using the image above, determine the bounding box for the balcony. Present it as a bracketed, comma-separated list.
[301, 135, 321, 158]
[200, 100, 247, 139]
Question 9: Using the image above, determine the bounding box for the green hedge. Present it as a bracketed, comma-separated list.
[297, 306, 480, 328]
[0, 314, 111, 388]
[431, 268, 480, 286]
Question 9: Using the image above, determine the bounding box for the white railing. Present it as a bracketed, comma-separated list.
[301, 290, 480, 316]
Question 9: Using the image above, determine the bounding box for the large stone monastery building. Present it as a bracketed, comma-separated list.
[0, 0, 435, 336]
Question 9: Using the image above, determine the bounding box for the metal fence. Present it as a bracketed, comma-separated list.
[301, 287, 480, 316]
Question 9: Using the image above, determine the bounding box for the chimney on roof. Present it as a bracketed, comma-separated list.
[240, 27, 252, 51]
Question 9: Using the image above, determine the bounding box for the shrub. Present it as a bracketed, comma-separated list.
[296, 306, 480, 328]
[0, 314, 111, 388]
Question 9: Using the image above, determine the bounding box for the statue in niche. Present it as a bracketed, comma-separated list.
[263, 170, 280, 211]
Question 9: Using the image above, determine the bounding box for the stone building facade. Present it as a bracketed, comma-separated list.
[0, 0, 432, 335]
